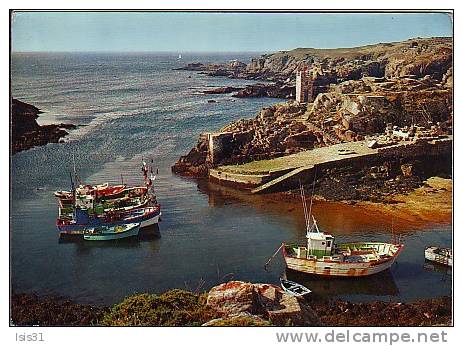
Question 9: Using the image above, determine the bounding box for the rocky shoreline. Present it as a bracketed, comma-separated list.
[178, 37, 451, 83]
[11, 98, 76, 155]
[11, 281, 451, 327]
[203, 83, 294, 99]
[172, 37, 453, 203]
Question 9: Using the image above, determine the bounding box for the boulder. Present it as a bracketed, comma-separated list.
[283, 131, 316, 149]
[333, 79, 372, 94]
[207, 281, 258, 316]
[206, 281, 321, 326]
[401, 163, 414, 177]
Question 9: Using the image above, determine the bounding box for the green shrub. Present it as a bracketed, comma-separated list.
[101, 290, 217, 326]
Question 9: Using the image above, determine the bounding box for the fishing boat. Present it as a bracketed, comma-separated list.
[56, 205, 161, 231]
[425, 246, 452, 267]
[83, 223, 140, 241]
[281, 184, 404, 277]
[55, 160, 161, 234]
[57, 192, 152, 220]
[280, 278, 312, 297]
[54, 185, 146, 206]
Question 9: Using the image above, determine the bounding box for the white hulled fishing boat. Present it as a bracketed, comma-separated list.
[281, 183, 404, 277]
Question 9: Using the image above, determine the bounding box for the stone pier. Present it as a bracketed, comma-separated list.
[208, 136, 452, 194]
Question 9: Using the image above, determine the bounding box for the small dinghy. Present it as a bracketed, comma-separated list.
[83, 223, 140, 241]
[425, 246, 452, 267]
[280, 278, 312, 297]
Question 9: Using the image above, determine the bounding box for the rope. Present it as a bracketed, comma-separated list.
[264, 243, 284, 270]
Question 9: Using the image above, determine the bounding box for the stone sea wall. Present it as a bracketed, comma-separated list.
[208, 137, 452, 201]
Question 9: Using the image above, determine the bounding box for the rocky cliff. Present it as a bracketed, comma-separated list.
[181, 37, 451, 84]
[181, 37, 452, 102]
[246, 37, 452, 82]
[173, 37, 453, 179]
[11, 98, 76, 154]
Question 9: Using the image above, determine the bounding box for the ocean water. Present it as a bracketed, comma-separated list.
[10, 53, 452, 306]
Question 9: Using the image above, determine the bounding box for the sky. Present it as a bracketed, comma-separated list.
[11, 12, 453, 52]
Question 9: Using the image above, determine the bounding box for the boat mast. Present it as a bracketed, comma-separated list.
[299, 181, 310, 235]
[300, 181, 314, 255]
[302, 171, 319, 255]
[307, 170, 317, 234]
[69, 170, 76, 219]
[72, 150, 80, 186]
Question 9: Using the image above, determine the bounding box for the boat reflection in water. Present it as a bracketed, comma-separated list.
[423, 261, 452, 276]
[285, 268, 399, 299]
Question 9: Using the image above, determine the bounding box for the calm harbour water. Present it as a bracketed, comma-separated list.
[11, 53, 452, 306]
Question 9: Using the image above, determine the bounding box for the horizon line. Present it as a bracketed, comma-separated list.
[11, 35, 453, 55]
[11, 50, 271, 54]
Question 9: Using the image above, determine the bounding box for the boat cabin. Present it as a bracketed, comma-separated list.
[306, 232, 334, 258]
[75, 194, 94, 209]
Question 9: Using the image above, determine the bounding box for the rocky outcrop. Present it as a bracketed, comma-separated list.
[180, 37, 451, 103]
[177, 60, 248, 78]
[203, 83, 294, 99]
[244, 38, 452, 84]
[173, 37, 452, 180]
[173, 62, 207, 71]
[245, 37, 452, 83]
[203, 86, 243, 94]
[171, 134, 211, 176]
[232, 83, 294, 99]
[205, 281, 321, 326]
[172, 103, 318, 177]
[306, 76, 452, 141]
[11, 98, 41, 136]
[11, 98, 76, 154]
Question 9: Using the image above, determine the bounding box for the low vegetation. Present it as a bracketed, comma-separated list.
[11, 293, 105, 326]
[100, 289, 218, 326]
[11, 290, 452, 327]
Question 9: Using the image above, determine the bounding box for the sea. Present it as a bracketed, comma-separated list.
[10, 52, 452, 306]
